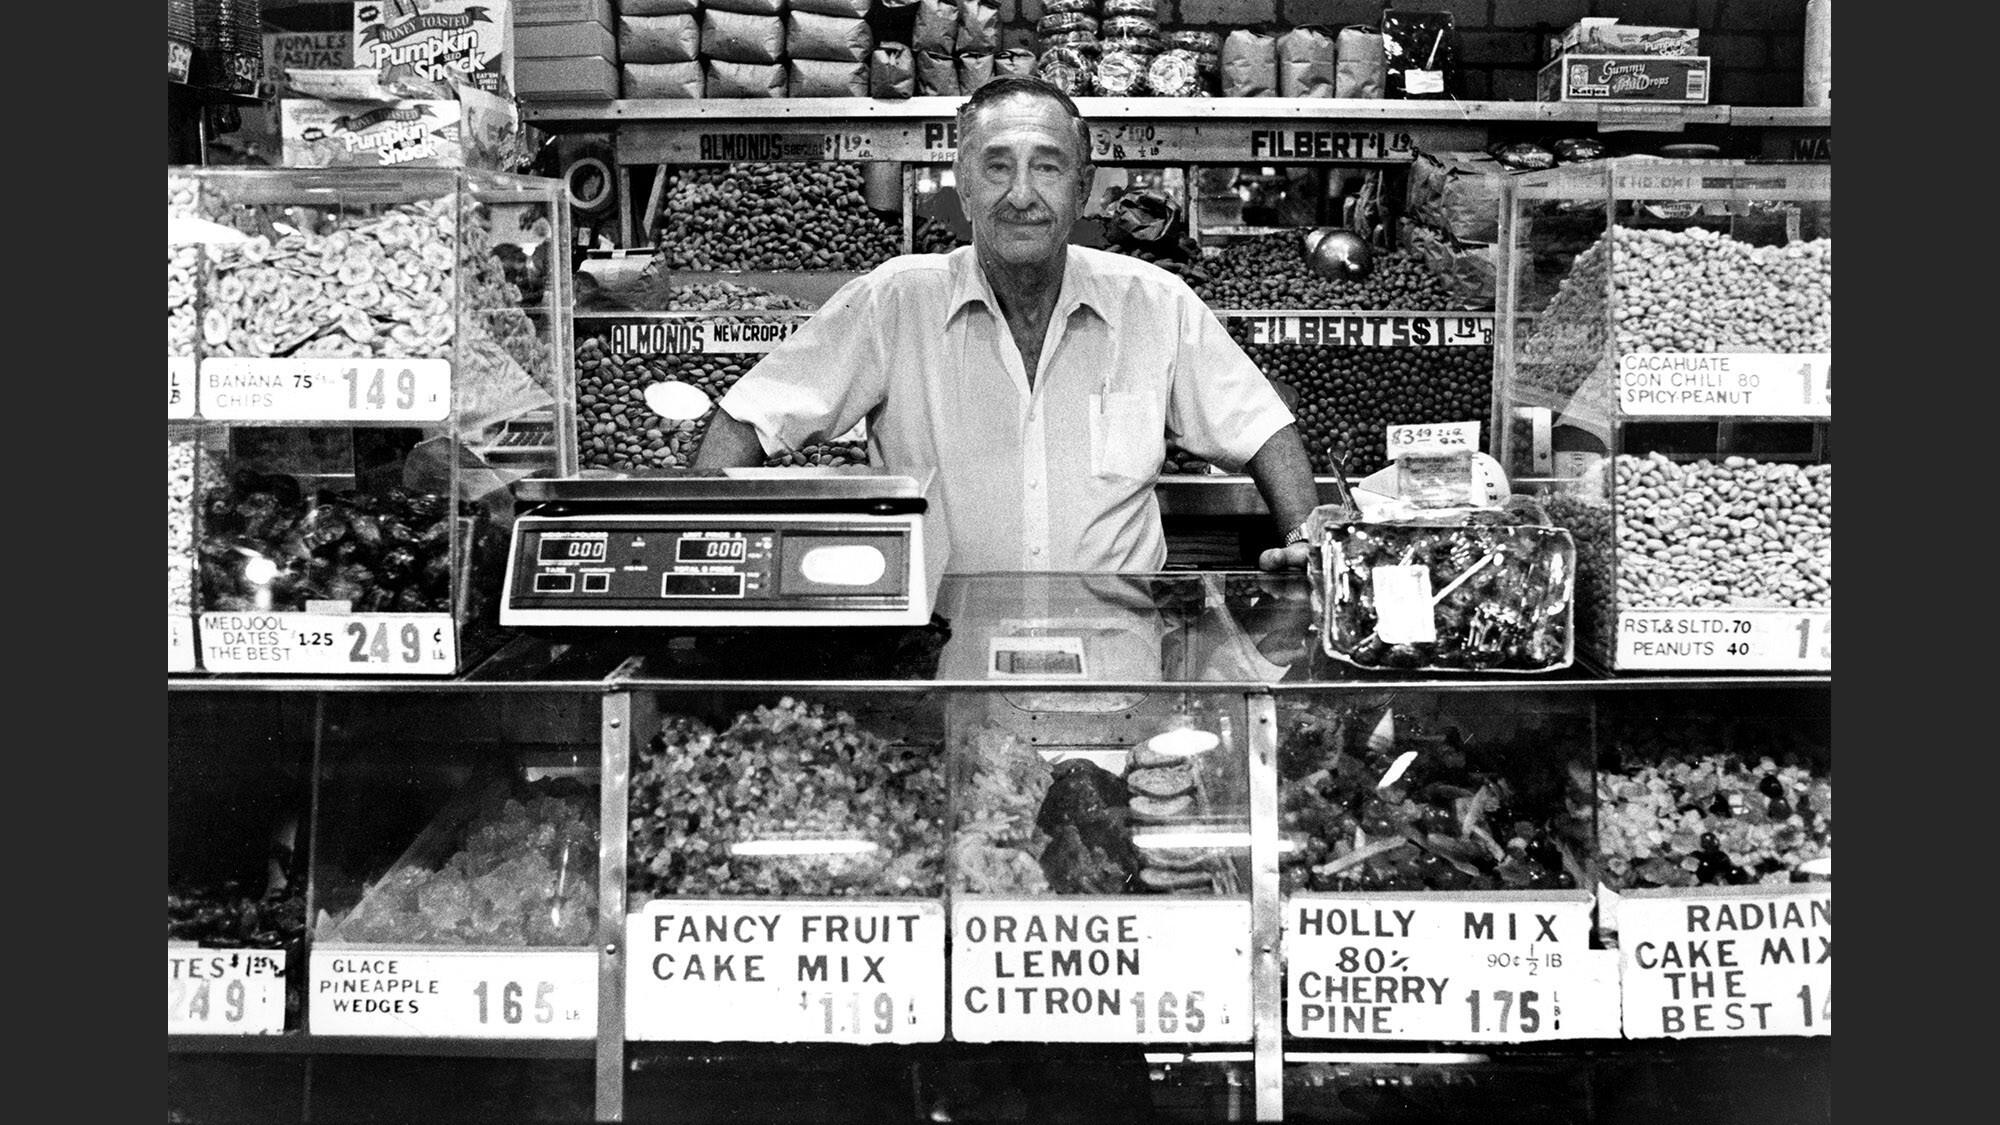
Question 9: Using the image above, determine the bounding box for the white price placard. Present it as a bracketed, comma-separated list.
[1616, 885, 1830, 1039]
[198, 612, 456, 674]
[950, 898, 1252, 1043]
[626, 900, 946, 1043]
[1618, 353, 1830, 416]
[1616, 609, 1830, 671]
[169, 945, 288, 1034]
[1385, 421, 1481, 456]
[169, 615, 196, 672]
[309, 948, 596, 1038]
[169, 356, 196, 418]
[1283, 893, 1619, 1041]
[199, 358, 450, 421]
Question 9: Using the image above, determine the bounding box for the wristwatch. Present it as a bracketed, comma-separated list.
[1283, 523, 1312, 548]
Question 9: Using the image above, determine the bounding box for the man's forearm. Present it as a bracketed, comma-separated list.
[1243, 423, 1321, 535]
[691, 406, 770, 469]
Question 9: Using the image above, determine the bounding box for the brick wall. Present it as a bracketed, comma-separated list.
[985, 0, 1811, 107]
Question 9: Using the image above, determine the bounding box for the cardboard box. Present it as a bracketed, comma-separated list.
[514, 0, 614, 25]
[1538, 55, 1711, 104]
[279, 86, 519, 168]
[1549, 18, 1699, 58]
[515, 54, 618, 99]
[353, 0, 513, 96]
[516, 20, 616, 59]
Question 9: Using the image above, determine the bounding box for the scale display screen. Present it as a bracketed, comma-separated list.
[676, 537, 747, 563]
[661, 572, 746, 598]
[538, 535, 608, 564]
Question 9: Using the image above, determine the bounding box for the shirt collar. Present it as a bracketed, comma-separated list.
[945, 245, 1109, 323]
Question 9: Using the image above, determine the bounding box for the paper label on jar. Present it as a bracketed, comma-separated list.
[170, 615, 197, 673]
[1616, 884, 1830, 1039]
[950, 898, 1253, 1043]
[1617, 354, 1830, 416]
[1386, 421, 1480, 456]
[626, 900, 947, 1044]
[199, 358, 450, 421]
[198, 612, 456, 674]
[1615, 609, 1829, 671]
[170, 945, 288, 1034]
[1284, 893, 1620, 1041]
[169, 356, 196, 418]
[309, 948, 597, 1038]
[1370, 565, 1437, 644]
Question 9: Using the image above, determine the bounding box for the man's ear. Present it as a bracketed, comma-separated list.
[1077, 162, 1097, 195]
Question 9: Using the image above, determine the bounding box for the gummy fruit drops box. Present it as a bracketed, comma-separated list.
[169, 166, 575, 675]
[1495, 161, 1831, 673]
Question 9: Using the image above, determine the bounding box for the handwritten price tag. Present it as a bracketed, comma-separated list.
[309, 949, 596, 1038]
[198, 612, 456, 674]
[1618, 353, 1831, 416]
[199, 358, 449, 421]
[1616, 884, 1830, 1039]
[1284, 893, 1618, 1041]
[1385, 421, 1480, 455]
[168, 39, 192, 83]
[1616, 609, 1830, 672]
[169, 357, 195, 418]
[950, 899, 1252, 1044]
[169, 945, 287, 1034]
[627, 900, 946, 1044]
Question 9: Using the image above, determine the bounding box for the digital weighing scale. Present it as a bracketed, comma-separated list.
[501, 468, 945, 629]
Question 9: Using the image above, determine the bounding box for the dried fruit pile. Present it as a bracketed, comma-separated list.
[629, 698, 946, 897]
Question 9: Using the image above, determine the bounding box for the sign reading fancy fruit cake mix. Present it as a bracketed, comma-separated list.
[353, 1, 514, 97]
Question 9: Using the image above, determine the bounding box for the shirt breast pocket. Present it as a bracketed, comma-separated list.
[1089, 391, 1163, 482]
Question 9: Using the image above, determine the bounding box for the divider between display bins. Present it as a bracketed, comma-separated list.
[597, 687, 651, 1122]
[1246, 691, 1283, 1122]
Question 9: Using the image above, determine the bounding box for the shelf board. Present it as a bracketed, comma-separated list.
[169, 1032, 595, 1059]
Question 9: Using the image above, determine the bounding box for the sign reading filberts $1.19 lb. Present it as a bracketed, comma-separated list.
[627, 900, 946, 1043]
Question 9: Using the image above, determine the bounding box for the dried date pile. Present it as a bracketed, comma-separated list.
[629, 697, 946, 898]
[169, 438, 196, 615]
[1192, 234, 1456, 311]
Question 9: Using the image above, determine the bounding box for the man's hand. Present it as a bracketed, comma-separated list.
[1257, 542, 1311, 572]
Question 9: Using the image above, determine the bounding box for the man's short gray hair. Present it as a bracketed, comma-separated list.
[954, 75, 1093, 168]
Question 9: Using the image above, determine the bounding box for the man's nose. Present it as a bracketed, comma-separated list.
[1003, 166, 1037, 207]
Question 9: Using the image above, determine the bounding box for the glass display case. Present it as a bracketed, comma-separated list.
[170, 572, 1831, 1124]
[1494, 160, 1831, 673]
[167, 167, 576, 675]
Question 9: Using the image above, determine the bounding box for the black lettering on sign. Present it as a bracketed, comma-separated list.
[1247, 130, 1391, 161]
[696, 134, 825, 162]
[923, 122, 959, 151]
[611, 321, 705, 355]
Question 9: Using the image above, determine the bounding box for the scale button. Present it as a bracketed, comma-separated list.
[801, 544, 888, 585]
[534, 572, 577, 593]
[581, 572, 611, 592]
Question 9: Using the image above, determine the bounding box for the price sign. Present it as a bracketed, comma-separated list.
[1617, 353, 1831, 416]
[168, 356, 195, 418]
[694, 133, 828, 163]
[169, 616, 196, 673]
[1235, 314, 1492, 348]
[309, 949, 596, 1038]
[823, 132, 878, 160]
[1094, 122, 1168, 162]
[198, 612, 456, 674]
[1598, 104, 1689, 133]
[1284, 893, 1619, 1041]
[1386, 421, 1480, 456]
[1615, 609, 1830, 672]
[1616, 884, 1830, 1039]
[169, 946, 288, 1034]
[168, 38, 192, 83]
[950, 899, 1252, 1043]
[626, 900, 945, 1043]
[199, 358, 449, 421]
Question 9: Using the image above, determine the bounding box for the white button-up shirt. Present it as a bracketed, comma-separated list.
[715, 245, 1294, 573]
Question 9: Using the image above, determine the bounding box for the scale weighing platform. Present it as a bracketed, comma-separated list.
[501, 468, 945, 629]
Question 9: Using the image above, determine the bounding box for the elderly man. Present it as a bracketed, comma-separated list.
[694, 75, 1321, 573]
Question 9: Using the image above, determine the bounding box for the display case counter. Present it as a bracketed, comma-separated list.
[170, 571, 1829, 1123]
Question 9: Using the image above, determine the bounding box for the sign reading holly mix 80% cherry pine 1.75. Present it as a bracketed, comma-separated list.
[1615, 884, 1830, 1038]
[1284, 893, 1621, 1041]
[169, 946, 288, 1034]
[198, 358, 450, 421]
[307, 949, 597, 1038]
[626, 900, 947, 1044]
[949, 899, 1253, 1043]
